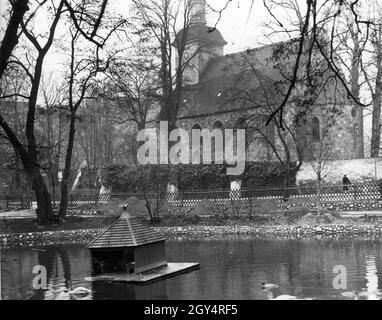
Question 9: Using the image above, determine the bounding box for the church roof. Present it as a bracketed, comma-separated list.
[179, 70, 281, 118]
[87, 214, 166, 249]
[174, 23, 227, 47]
[178, 40, 352, 119]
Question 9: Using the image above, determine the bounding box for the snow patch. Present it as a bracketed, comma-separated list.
[296, 158, 382, 184]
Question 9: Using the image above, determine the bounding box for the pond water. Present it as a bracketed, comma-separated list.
[1, 237, 382, 300]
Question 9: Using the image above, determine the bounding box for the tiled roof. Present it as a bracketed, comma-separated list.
[178, 40, 351, 119]
[179, 70, 280, 118]
[87, 215, 166, 249]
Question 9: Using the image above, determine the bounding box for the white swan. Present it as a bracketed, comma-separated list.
[261, 283, 313, 300]
[341, 290, 382, 300]
[261, 282, 279, 290]
[266, 291, 299, 300]
[341, 291, 360, 300]
[68, 287, 91, 297]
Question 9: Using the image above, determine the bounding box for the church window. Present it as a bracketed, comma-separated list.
[191, 123, 203, 163]
[351, 108, 357, 118]
[265, 123, 275, 145]
[191, 123, 202, 131]
[353, 124, 359, 149]
[312, 117, 320, 142]
[212, 121, 224, 162]
[235, 118, 248, 157]
[213, 121, 224, 130]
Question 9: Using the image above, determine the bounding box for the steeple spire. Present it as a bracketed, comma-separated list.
[190, 0, 207, 25]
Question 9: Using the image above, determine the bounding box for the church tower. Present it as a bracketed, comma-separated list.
[190, 0, 207, 24]
[174, 0, 227, 85]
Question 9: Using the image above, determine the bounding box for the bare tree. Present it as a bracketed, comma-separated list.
[0, 0, 113, 225]
[105, 57, 159, 131]
[133, 0, 200, 131]
[38, 75, 66, 205]
[362, 13, 382, 157]
[58, 22, 115, 221]
[306, 107, 336, 215]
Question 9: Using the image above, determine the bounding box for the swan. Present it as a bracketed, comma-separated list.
[68, 287, 91, 297]
[261, 282, 279, 290]
[341, 290, 382, 300]
[261, 283, 313, 300]
[266, 291, 299, 300]
[341, 291, 359, 300]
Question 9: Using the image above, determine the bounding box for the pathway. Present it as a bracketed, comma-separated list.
[0, 209, 36, 219]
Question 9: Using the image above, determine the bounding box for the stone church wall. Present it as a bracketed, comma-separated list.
[177, 103, 363, 163]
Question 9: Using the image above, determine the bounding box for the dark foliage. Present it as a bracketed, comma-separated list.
[103, 162, 299, 192]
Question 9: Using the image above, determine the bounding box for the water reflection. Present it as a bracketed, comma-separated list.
[363, 255, 381, 300]
[1, 238, 382, 300]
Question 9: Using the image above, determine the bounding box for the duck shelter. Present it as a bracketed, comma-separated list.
[87, 211, 167, 275]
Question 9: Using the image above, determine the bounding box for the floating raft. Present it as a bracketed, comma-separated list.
[86, 263, 200, 285]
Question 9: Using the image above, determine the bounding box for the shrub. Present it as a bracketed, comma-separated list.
[103, 162, 299, 192]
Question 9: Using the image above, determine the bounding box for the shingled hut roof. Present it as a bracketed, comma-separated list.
[87, 213, 166, 249]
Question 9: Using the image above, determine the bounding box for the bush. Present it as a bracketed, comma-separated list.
[103, 162, 299, 192]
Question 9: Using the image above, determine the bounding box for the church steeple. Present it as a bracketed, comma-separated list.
[190, 0, 207, 25]
[174, 0, 226, 85]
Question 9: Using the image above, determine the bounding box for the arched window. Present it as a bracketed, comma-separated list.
[236, 118, 247, 129]
[212, 121, 224, 163]
[351, 107, 357, 118]
[191, 124, 202, 163]
[235, 117, 248, 153]
[191, 123, 202, 131]
[312, 117, 320, 142]
[353, 124, 360, 149]
[213, 121, 224, 130]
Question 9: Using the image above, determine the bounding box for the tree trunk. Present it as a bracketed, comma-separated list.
[316, 169, 322, 216]
[58, 115, 76, 222]
[371, 94, 382, 158]
[350, 24, 364, 158]
[27, 166, 55, 225]
[370, 30, 382, 158]
[0, 0, 29, 78]
[277, 126, 291, 201]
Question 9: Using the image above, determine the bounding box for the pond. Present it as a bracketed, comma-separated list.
[1, 237, 382, 300]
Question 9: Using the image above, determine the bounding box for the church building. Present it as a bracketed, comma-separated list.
[173, 0, 364, 163]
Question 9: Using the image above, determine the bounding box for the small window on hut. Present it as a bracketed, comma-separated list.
[312, 117, 320, 142]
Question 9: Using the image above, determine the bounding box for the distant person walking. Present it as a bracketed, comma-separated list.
[343, 175, 351, 192]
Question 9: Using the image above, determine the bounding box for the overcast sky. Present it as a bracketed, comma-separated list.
[11, 0, 272, 82]
[116, 0, 271, 53]
[0, 0, 373, 139]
